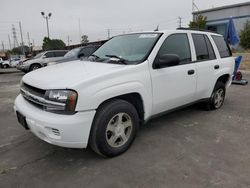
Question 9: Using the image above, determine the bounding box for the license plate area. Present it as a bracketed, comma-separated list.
[16, 111, 29, 130]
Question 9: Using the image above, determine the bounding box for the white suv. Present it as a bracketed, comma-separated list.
[14, 29, 235, 157]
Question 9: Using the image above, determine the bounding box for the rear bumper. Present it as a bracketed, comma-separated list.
[14, 95, 96, 148]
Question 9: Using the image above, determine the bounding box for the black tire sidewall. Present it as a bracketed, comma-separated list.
[30, 64, 40, 71]
[91, 100, 139, 157]
[210, 82, 226, 109]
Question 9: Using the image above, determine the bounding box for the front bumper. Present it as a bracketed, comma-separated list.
[14, 95, 96, 148]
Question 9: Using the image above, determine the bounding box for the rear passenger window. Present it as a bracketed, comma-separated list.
[156, 33, 191, 65]
[204, 36, 216, 60]
[55, 51, 67, 57]
[212, 35, 232, 58]
[192, 34, 215, 61]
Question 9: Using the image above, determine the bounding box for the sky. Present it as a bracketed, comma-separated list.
[0, 0, 249, 49]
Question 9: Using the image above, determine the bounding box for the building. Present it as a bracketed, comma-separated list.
[193, 2, 250, 38]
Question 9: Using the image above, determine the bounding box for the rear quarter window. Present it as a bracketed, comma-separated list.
[212, 35, 232, 58]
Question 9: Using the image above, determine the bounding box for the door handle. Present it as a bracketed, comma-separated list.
[214, 65, 220, 70]
[188, 69, 195, 75]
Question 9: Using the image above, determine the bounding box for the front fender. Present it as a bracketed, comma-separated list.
[76, 81, 152, 120]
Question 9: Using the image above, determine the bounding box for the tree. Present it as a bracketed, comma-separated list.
[189, 15, 207, 29]
[7, 45, 30, 55]
[42, 37, 66, 50]
[81, 35, 89, 44]
[240, 20, 250, 50]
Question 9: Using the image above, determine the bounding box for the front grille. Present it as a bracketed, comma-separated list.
[20, 82, 66, 111]
[21, 82, 46, 98]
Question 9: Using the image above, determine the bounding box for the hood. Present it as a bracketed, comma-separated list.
[22, 60, 125, 89]
[24, 58, 42, 65]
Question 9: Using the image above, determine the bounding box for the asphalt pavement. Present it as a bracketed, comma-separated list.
[0, 72, 250, 188]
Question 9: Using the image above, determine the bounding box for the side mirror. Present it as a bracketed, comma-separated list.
[42, 55, 46, 59]
[153, 54, 180, 69]
[78, 53, 85, 59]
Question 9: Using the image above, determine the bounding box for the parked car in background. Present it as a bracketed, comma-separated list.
[17, 50, 68, 72]
[45, 45, 100, 66]
[1, 60, 11, 69]
[9, 58, 21, 68]
[0, 58, 3, 67]
[16, 58, 31, 70]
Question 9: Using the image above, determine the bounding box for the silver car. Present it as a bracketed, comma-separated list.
[18, 50, 68, 73]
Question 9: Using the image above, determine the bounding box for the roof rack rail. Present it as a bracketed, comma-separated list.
[177, 27, 218, 34]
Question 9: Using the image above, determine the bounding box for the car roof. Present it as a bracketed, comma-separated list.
[123, 29, 222, 37]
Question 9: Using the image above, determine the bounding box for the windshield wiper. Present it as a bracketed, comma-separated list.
[105, 55, 127, 65]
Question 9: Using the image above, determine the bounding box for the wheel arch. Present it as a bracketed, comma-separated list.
[216, 74, 231, 87]
[96, 93, 145, 124]
[29, 63, 41, 71]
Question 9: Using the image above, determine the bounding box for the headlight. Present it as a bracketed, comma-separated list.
[44, 90, 78, 114]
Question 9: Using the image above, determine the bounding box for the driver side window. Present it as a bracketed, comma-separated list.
[156, 33, 191, 65]
[44, 52, 54, 58]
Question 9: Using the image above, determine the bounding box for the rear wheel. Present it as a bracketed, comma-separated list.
[89, 99, 139, 157]
[3, 64, 9, 69]
[205, 81, 226, 110]
[30, 64, 41, 71]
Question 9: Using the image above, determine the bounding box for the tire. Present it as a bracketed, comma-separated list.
[3, 64, 8, 69]
[30, 64, 41, 71]
[89, 99, 139, 157]
[205, 81, 226, 111]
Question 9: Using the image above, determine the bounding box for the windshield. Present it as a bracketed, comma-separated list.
[93, 33, 161, 64]
[34, 52, 44, 59]
[64, 48, 81, 58]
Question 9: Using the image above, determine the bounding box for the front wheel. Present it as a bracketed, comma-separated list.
[89, 99, 139, 157]
[3, 64, 9, 69]
[205, 81, 226, 110]
[30, 64, 41, 71]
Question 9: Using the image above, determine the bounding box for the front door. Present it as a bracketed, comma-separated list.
[150, 33, 197, 115]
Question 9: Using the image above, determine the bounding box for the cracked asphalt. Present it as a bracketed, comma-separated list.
[0, 71, 250, 188]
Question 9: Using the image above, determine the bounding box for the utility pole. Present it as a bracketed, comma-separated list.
[19, 21, 25, 55]
[27, 32, 30, 46]
[192, 0, 194, 12]
[78, 18, 81, 43]
[107, 29, 110, 39]
[178, 17, 182, 28]
[8, 35, 11, 50]
[12, 24, 18, 48]
[2, 41, 5, 52]
[41, 12, 52, 38]
[67, 35, 72, 46]
[27, 32, 31, 52]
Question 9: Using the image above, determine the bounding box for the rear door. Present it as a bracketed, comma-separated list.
[191, 33, 218, 100]
[150, 33, 197, 115]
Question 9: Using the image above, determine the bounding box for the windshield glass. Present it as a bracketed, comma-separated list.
[64, 48, 81, 58]
[93, 33, 161, 64]
[34, 52, 44, 59]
